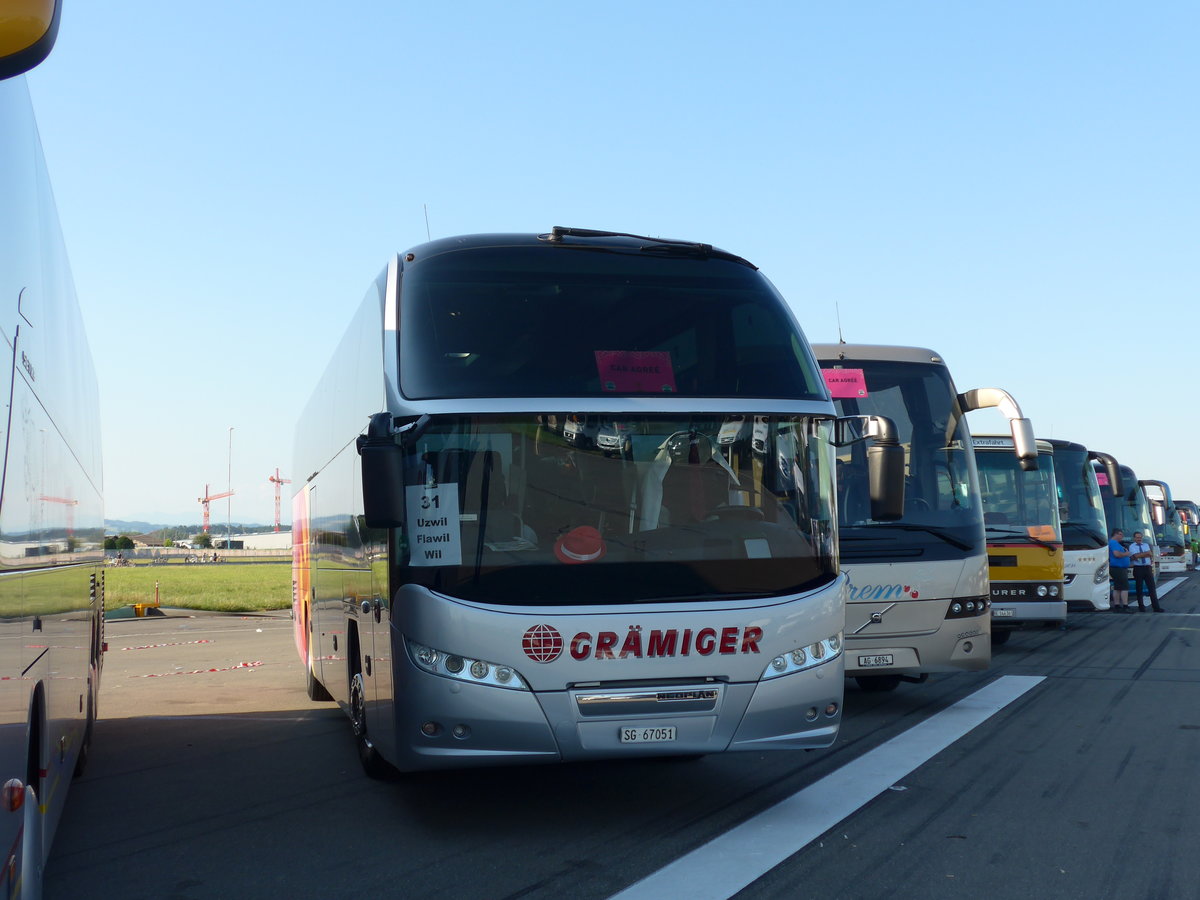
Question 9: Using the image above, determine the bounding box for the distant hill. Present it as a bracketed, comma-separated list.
[105, 520, 283, 536]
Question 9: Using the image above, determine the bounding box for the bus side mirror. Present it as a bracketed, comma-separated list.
[1089, 451, 1122, 497]
[1150, 500, 1167, 528]
[357, 413, 405, 528]
[1010, 418, 1038, 470]
[0, 0, 61, 80]
[868, 442, 905, 521]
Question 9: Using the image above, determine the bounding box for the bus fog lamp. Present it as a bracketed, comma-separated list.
[452, 724, 471, 739]
[805, 707, 818, 721]
[420, 721, 442, 737]
[825, 703, 839, 717]
[963, 641, 973, 653]
[445, 655, 465, 674]
[470, 660, 489, 679]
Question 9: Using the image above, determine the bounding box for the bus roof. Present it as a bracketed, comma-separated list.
[400, 228, 758, 269]
[810, 343, 946, 365]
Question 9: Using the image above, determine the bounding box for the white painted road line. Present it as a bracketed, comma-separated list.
[610, 675, 1046, 900]
[1158, 578, 1185, 598]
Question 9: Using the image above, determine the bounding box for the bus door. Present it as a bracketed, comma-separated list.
[352, 451, 393, 748]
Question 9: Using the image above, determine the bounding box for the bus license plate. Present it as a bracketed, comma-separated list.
[620, 726, 677, 744]
[993, 608, 1016, 617]
[858, 654, 894, 667]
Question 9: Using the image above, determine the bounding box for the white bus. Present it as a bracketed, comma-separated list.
[1046, 441, 1118, 612]
[293, 228, 902, 774]
[0, 5, 106, 895]
[1142, 480, 1188, 574]
[813, 344, 1035, 691]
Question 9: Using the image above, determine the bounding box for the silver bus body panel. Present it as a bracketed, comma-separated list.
[0, 74, 104, 883]
[842, 557, 990, 675]
[375, 578, 846, 770]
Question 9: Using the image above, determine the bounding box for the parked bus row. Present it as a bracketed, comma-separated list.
[288, 219, 1193, 778]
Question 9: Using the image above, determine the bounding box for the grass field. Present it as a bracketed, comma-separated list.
[104, 563, 291, 612]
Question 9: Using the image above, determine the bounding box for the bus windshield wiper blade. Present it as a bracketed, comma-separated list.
[1064, 521, 1107, 544]
[872, 523, 974, 551]
[640, 591, 768, 603]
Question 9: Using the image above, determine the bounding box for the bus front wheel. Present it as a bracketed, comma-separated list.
[991, 629, 1011, 646]
[349, 673, 393, 779]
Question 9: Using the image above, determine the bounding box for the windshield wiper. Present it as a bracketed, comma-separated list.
[640, 591, 769, 604]
[869, 522, 974, 551]
[1063, 521, 1107, 545]
[986, 526, 1058, 548]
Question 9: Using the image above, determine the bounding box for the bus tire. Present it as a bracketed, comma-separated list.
[74, 664, 99, 778]
[306, 647, 332, 702]
[855, 674, 902, 692]
[349, 672, 393, 779]
[991, 629, 1011, 646]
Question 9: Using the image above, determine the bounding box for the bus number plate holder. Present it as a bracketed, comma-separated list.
[620, 726, 677, 744]
[858, 654, 894, 667]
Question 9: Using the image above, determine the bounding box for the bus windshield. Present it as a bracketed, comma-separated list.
[976, 451, 1062, 543]
[1051, 447, 1107, 550]
[825, 359, 984, 560]
[395, 414, 837, 605]
[398, 245, 826, 400]
[1099, 465, 1153, 542]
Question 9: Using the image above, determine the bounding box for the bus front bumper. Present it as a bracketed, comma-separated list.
[386, 655, 845, 770]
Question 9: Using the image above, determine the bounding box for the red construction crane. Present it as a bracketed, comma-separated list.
[197, 484, 234, 533]
[39, 495, 78, 536]
[268, 468, 292, 532]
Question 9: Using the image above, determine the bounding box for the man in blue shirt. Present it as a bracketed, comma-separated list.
[1108, 528, 1132, 613]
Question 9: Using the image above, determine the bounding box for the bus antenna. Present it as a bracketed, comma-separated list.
[836, 302, 846, 344]
[424, 204, 431, 241]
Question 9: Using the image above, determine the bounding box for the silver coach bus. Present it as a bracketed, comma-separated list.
[1, 4, 106, 895]
[292, 228, 902, 774]
[813, 344, 1035, 691]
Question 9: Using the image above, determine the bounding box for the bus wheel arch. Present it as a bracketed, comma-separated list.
[305, 637, 332, 702]
[346, 623, 393, 779]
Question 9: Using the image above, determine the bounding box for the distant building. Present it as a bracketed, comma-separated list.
[219, 531, 293, 551]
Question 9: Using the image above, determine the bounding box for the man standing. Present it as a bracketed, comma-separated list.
[1108, 528, 1132, 613]
[1129, 531, 1163, 612]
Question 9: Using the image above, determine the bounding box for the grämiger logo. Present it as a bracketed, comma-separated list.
[569, 626, 763, 660]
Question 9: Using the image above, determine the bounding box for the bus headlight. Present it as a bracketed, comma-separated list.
[1036, 585, 1048, 597]
[761, 633, 842, 680]
[407, 640, 530, 691]
[1049, 585, 1060, 597]
[1094, 563, 1109, 584]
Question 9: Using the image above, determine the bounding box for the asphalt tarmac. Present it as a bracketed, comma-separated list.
[45, 576, 1200, 899]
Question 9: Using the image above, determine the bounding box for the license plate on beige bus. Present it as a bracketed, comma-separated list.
[619, 726, 677, 743]
[857, 654, 894, 667]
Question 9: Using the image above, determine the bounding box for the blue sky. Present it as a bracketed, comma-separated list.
[23, 1, 1200, 524]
